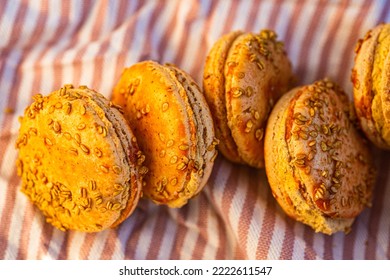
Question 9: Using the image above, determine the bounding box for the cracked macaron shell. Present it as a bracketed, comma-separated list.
[265, 79, 376, 235]
[16, 85, 144, 232]
[112, 60, 217, 208]
[203, 29, 294, 168]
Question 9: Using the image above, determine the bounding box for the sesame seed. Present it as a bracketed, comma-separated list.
[255, 129, 264, 141]
[167, 139, 174, 147]
[63, 132, 72, 140]
[162, 102, 169, 112]
[55, 102, 63, 109]
[320, 141, 328, 151]
[171, 177, 178, 186]
[89, 180, 96, 191]
[65, 103, 72, 115]
[232, 87, 245, 98]
[53, 121, 61, 133]
[253, 110, 260, 120]
[68, 148, 78, 155]
[74, 133, 81, 144]
[308, 140, 316, 147]
[77, 123, 86, 130]
[246, 86, 254, 97]
[140, 166, 149, 175]
[170, 156, 178, 164]
[113, 165, 122, 174]
[80, 105, 86, 115]
[44, 137, 53, 146]
[159, 133, 165, 143]
[179, 144, 189, 150]
[112, 203, 122, 211]
[296, 153, 306, 160]
[100, 165, 109, 173]
[159, 149, 166, 157]
[94, 147, 103, 157]
[177, 162, 187, 170]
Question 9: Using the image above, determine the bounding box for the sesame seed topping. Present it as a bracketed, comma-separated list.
[170, 156, 178, 164]
[179, 144, 189, 150]
[162, 102, 169, 112]
[53, 121, 61, 133]
[177, 162, 187, 170]
[65, 102, 72, 115]
[170, 177, 178, 186]
[94, 147, 102, 157]
[167, 139, 174, 147]
[77, 123, 86, 130]
[113, 165, 122, 174]
[100, 165, 109, 173]
[44, 137, 53, 146]
[232, 87, 245, 98]
[255, 128, 264, 141]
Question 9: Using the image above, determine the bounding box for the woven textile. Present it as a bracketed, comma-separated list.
[1, 0, 390, 259]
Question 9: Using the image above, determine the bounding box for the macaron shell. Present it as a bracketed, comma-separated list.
[203, 31, 244, 163]
[112, 61, 216, 207]
[225, 31, 293, 168]
[16, 86, 142, 232]
[265, 80, 376, 234]
[352, 23, 390, 149]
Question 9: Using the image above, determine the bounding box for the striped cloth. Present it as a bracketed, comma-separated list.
[1, 0, 390, 260]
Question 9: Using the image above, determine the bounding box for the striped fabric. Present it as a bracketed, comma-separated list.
[1, 0, 390, 260]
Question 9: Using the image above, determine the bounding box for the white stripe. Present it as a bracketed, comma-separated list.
[353, 209, 370, 259]
[207, 0, 232, 41]
[275, 1, 295, 40]
[179, 199, 200, 259]
[332, 232, 345, 259]
[0, 0, 21, 48]
[122, 1, 156, 66]
[291, 223, 305, 259]
[26, 213, 44, 259]
[157, 209, 178, 259]
[204, 204, 219, 259]
[180, 0, 212, 79]
[303, 2, 336, 85]
[67, 233, 87, 259]
[161, 0, 193, 64]
[133, 205, 158, 259]
[252, 0, 273, 29]
[230, 0, 255, 31]
[4, 191, 28, 259]
[287, 0, 319, 75]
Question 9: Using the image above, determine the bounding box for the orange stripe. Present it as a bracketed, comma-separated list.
[336, 0, 373, 88]
[191, 194, 209, 259]
[316, 0, 350, 80]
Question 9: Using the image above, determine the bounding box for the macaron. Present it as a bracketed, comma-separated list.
[203, 29, 294, 168]
[16, 85, 145, 232]
[112, 60, 217, 208]
[352, 23, 390, 149]
[264, 79, 376, 234]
